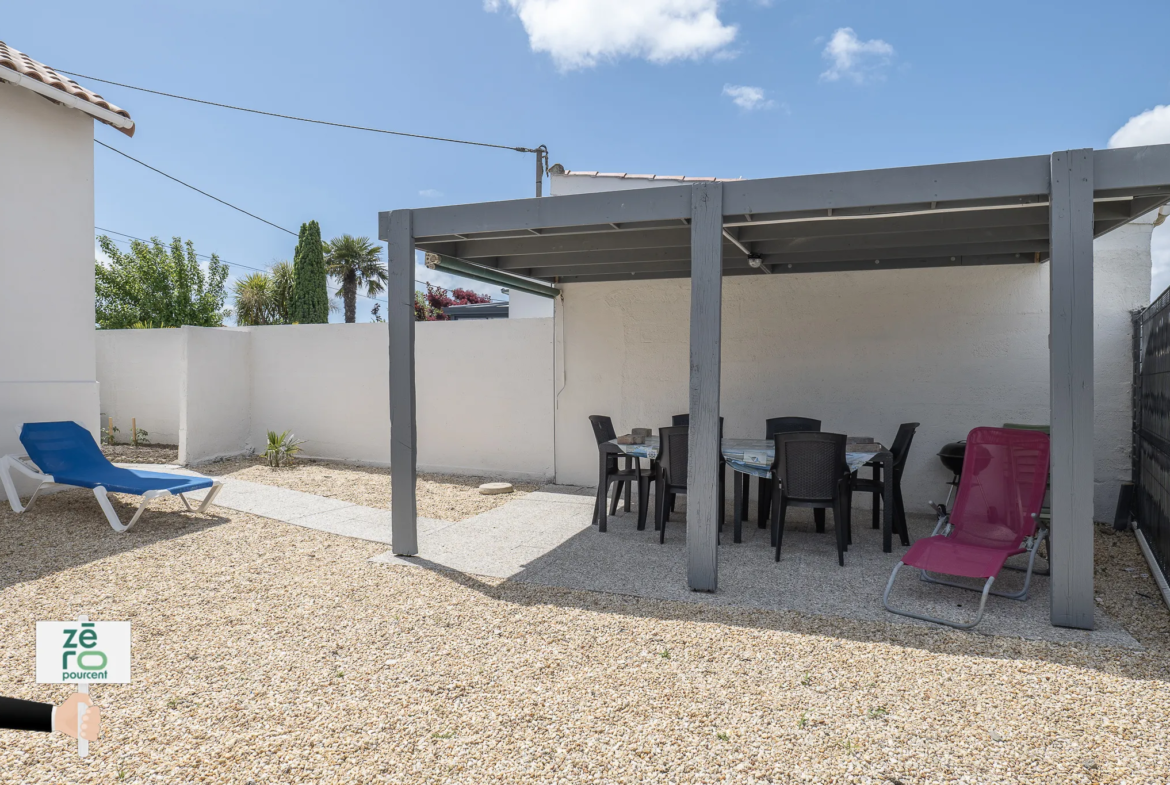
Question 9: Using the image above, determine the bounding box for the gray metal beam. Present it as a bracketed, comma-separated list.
[752, 240, 1049, 264]
[724, 154, 1052, 218]
[386, 210, 419, 556]
[748, 223, 1050, 254]
[1049, 150, 1095, 629]
[409, 183, 692, 238]
[546, 252, 1037, 284]
[1093, 144, 1170, 193]
[437, 226, 691, 260]
[687, 182, 723, 593]
[730, 204, 1052, 240]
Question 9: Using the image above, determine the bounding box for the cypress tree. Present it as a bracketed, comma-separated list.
[292, 220, 328, 324]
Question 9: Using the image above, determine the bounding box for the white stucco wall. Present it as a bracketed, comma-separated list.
[179, 327, 252, 465]
[550, 173, 1154, 522]
[117, 320, 556, 480]
[508, 290, 555, 319]
[0, 83, 99, 499]
[96, 330, 184, 444]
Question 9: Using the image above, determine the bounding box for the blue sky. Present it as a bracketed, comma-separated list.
[7, 0, 1170, 320]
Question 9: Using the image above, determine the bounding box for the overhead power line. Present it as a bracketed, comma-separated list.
[95, 140, 297, 236]
[61, 69, 541, 154]
[95, 228, 493, 302]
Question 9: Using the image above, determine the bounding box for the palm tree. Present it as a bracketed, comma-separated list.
[269, 260, 296, 324]
[325, 235, 387, 323]
[233, 273, 274, 326]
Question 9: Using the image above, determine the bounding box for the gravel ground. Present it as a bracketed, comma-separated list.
[1, 490, 1168, 784]
[100, 444, 179, 465]
[201, 456, 538, 521]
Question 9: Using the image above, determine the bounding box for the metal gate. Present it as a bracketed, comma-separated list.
[1133, 286, 1170, 579]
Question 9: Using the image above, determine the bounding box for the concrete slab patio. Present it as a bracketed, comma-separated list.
[373, 485, 1140, 649]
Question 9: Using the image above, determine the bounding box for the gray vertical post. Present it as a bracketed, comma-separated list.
[1049, 149, 1095, 629]
[687, 181, 723, 592]
[386, 210, 419, 555]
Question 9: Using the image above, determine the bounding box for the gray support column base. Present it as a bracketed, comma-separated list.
[1049, 150, 1095, 629]
[687, 181, 723, 592]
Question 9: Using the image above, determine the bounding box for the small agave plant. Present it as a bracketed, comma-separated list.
[265, 430, 305, 467]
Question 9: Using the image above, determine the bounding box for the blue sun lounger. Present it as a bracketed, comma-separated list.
[0, 421, 223, 532]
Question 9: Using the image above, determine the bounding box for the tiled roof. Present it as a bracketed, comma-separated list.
[559, 170, 741, 182]
[0, 41, 134, 136]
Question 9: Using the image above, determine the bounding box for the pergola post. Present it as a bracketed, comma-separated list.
[687, 181, 723, 592]
[386, 209, 419, 555]
[1048, 149, 1095, 629]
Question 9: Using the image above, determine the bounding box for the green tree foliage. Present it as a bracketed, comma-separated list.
[95, 235, 229, 329]
[292, 220, 328, 324]
[325, 235, 388, 323]
[232, 261, 298, 326]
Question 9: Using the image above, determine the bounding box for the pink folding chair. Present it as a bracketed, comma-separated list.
[883, 427, 1050, 629]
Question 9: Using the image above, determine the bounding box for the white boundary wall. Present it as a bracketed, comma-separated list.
[97, 319, 555, 481]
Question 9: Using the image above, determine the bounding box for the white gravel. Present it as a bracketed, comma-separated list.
[0, 490, 1168, 783]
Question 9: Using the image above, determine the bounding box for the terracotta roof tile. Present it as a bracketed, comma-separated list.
[0, 41, 134, 136]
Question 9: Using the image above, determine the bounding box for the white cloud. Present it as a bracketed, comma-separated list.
[722, 84, 772, 111]
[1109, 104, 1170, 149]
[1109, 106, 1170, 300]
[418, 188, 444, 198]
[486, 0, 738, 70]
[819, 27, 894, 84]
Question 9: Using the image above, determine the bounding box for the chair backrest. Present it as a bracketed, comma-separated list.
[889, 422, 920, 473]
[765, 416, 821, 439]
[951, 426, 1050, 549]
[588, 415, 617, 445]
[19, 421, 109, 476]
[773, 431, 847, 502]
[658, 425, 689, 487]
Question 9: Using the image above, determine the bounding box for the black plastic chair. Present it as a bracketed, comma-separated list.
[770, 432, 852, 566]
[851, 422, 918, 540]
[654, 425, 725, 542]
[588, 415, 650, 532]
[669, 414, 725, 519]
[757, 417, 822, 528]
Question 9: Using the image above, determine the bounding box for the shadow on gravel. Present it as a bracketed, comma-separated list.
[0, 488, 230, 592]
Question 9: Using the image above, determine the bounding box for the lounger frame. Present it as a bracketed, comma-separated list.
[1, 452, 222, 533]
[882, 509, 1049, 629]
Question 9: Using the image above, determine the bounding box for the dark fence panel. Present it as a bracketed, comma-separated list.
[1134, 286, 1170, 577]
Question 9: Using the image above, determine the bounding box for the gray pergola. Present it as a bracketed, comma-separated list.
[380, 145, 1170, 630]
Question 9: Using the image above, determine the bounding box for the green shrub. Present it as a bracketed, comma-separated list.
[265, 430, 305, 467]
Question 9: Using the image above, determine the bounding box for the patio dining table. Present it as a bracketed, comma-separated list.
[610, 436, 904, 552]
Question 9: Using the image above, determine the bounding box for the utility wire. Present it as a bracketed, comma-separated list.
[95, 228, 492, 302]
[95, 140, 298, 236]
[63, 70, 541, 154]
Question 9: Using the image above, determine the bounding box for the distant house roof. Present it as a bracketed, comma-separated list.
[555, 170, 741, 183]
[0, 41, 134, 136]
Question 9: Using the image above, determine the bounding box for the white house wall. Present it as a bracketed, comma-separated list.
[549, 174, 1154, 522]
[0, 83, 99, 499]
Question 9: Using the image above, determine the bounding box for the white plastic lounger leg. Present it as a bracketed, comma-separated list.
[178, 480, 222, 513]
[93, 487, 171, 533]
[0, 454, 54, 514]
[883, 561, 995, 630]
[197, 480, 223, 512]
